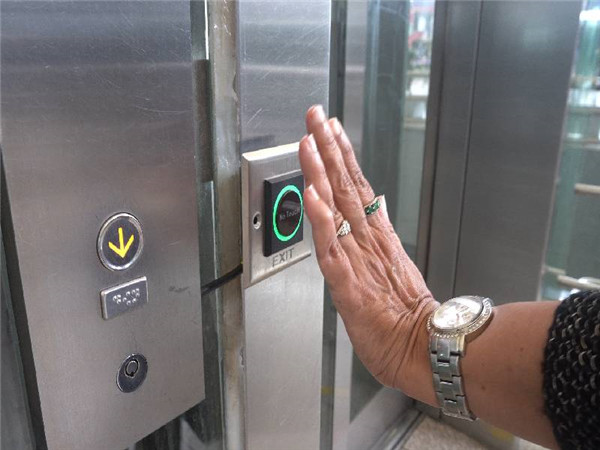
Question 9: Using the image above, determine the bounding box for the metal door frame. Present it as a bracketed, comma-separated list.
[425, 0, 581, 304]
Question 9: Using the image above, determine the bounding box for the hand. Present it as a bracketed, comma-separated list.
[299, 105, 438, 401]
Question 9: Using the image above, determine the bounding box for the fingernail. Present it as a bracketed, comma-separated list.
[312, 105, 326, 123]
[307, 134, 317, 152]
[331, 117, 342, 136]
[306, 184, 320, 200]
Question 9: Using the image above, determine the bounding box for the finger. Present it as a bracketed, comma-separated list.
[303, 184, 356, 287]
[306, 105, 369, 238]
[299, 135, 345, 228]
[328, 118, 375, 206]
[364, 194, 394, 231]
[299, 136, 366, 265]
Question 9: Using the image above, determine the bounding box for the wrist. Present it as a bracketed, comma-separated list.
[394, 298, 438, 406]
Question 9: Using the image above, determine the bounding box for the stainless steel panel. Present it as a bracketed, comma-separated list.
[343, 0, 369, 162]
[1, 2, 204, 449]
[244, 258, 324, 450]
[238, 1, 331, 153]
[424, 1, 482, 300]
[237, 2, 330, 449]
[331, 314, 352, 450]
[454, 1, 581, 303]
[1, 235, 36, 450]
[242, 143, 312, 287]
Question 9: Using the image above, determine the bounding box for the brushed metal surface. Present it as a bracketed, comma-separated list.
[237, 2, 330, 449]
[1, 235, 36, 450]
[453, 1, 580, 303]
[238, 0, 331, 153]
[242, 143, 312, 288]
[1, 2, 204, 449]
[244, 257, 325, 450]
[342, 0, 369, 163]
[425, 1, 482, 301]
[204, 1, 247, 448]
[331, 314, 352, 450]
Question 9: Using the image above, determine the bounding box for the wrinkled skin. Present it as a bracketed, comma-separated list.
[299, 105, 438, 396]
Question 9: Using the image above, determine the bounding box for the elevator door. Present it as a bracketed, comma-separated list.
[327, 1, 587, 449]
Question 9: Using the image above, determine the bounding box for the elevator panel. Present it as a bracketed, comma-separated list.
[1, 2, 204, 449]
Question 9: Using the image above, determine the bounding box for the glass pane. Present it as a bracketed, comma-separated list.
[542, 0, 600, 300]
[349, 0, 436, 421]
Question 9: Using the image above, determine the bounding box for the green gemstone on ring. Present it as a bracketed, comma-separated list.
[364, 197, 381, 216]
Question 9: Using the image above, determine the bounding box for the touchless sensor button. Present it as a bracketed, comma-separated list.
[274, 185, 303, 240]
[264, 171, 304, 257]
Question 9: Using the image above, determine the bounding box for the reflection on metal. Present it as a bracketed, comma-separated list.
[342, 0, 368, 161]
[557, 275, 600, 291]
[331, 314, 352, 450]
[1, 233, 36, 450]
[347, 387, 412, 450]
[425, 1, 483, 301]
[574, 182, 600, 195]
[423, 1, 582, 448]
[453, 1, 581, 303]
[1, 2, 204, 448]
[369, 408, 422, 450]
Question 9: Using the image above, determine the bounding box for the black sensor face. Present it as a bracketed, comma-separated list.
[264, 171, 304, 257]
[275, 188, 303, 238]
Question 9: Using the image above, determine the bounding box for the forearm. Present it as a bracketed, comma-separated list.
[405, 301, 559, 449]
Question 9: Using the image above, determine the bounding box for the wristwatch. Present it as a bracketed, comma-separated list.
[427, 295, 494, 421]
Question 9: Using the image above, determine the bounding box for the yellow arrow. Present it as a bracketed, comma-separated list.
[108, 227, 134, 259]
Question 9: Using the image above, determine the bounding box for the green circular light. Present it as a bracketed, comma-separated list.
[272, 184, 303, 242]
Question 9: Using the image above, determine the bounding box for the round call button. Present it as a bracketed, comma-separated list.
[97, 213, 143, 271]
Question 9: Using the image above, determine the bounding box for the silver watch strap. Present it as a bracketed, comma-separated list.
[429, 336, 475, 421]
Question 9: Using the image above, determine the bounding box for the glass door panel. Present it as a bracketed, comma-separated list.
[542, 0, 600, 300]
[325, 1, 437, 449]
[351, 0, 436, 419]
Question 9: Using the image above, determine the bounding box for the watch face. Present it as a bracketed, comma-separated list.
[432, 297, 483, 330]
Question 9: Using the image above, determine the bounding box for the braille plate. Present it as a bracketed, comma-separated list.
[100, 277, 148, 320]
